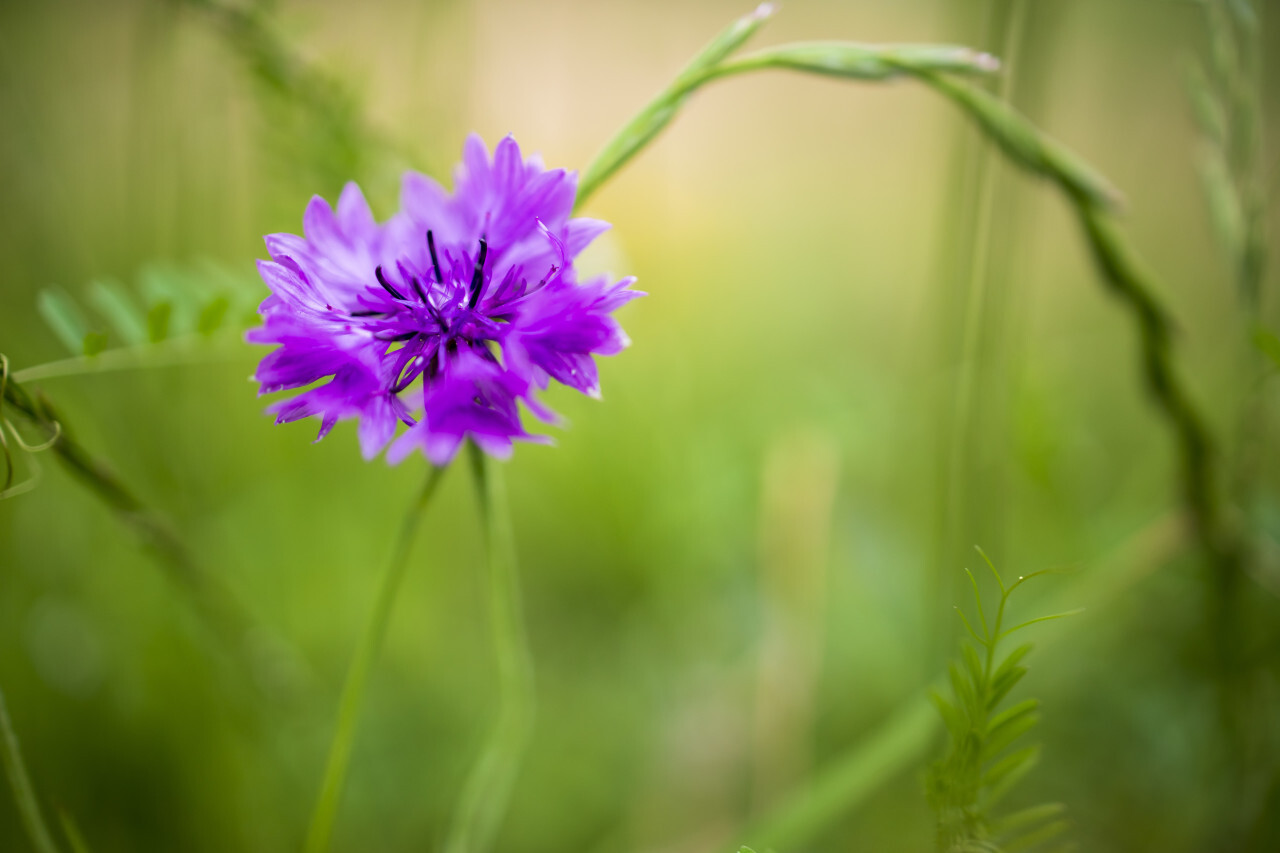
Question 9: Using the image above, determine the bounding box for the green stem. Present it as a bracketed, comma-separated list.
[304, 464, 447, 853]
[575, 3, 776, 210]
[11, 337, 239, 384]
[0, 684, 61, 853]
[2, 359, 255, 647]
[574, 10, 1235, 590]
[178, 0, 418, 187]
[937, 0, 1028, 662]
[444, 446, 535, 853]
[575, 28, 1006, 212]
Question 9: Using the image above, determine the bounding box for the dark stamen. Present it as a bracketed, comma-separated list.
[410, 275, 429, 304]
[375, 265, 406, 301]
[427, 231, 445, 287]
[467, 238, 488, 309]
[350, 310, 385, 318]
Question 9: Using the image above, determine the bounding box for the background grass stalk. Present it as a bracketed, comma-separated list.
[576, 10, 1233, 593]
[934, 0, 1027, 664]
[445, 446, 536, 853]
[0, 684, 60, 853]
[733, 510, 1183, 853]
[304, 464, 447, 853]
[574, 3, 776, 210]
[2, 360, 257, 650]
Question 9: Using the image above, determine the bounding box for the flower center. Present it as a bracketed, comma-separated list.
[355, 231, 500, 394]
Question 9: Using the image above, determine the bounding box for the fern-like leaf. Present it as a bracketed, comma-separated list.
[29, 263, 260, 376]
[925, 549, 1077, 852]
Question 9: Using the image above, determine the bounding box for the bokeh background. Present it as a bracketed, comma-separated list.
[1, 0, 1278, 851]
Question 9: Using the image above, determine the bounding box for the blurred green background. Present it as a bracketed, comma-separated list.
[1, 0, 1278, 851]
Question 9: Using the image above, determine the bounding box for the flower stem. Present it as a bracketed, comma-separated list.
[574, 8, 1237, 593]
[304, 463, 447, 853]
[444, 445, 535, 853]
[932, 0, 1027, 666]
[0, 683, 61, 853]
[3, 357, 255, 625]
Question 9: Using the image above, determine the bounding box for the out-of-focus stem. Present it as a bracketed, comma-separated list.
[2, 361, 254, 645]
[304, 463, 446, 853]
[736, 511, 1186, 853]
[935, 0, 1028, 663]
[575, 3, 777, 209]
[0, 684, 61, 853]
[578, 6, 1234, 590]
[751, 431, 839, 812]
[444, 446, 535, 853]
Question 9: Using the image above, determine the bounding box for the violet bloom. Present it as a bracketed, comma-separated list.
[249, 135, 641, 465]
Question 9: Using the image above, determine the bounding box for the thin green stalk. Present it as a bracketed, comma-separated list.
[575, 2, 777, 209]
[575, 25, 1006, 211]
[917, 71, 1241, 589]
[739, 696, 938, 852]
[936, 0, 1028, 662]
[304, 464, 447, 853]
[732, 512, 1183, 853]
[2, 359, 256, 646]
[0, 684, 61, 853]
[11, 337, 239, 384]
[179, 0, 391, 186]
[57, 809, 91, 853]
[444, 446, 535, 853]
[574, 7, 1231, 587]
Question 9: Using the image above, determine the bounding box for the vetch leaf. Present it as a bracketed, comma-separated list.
[1000, 609, 1084, 640]
[198, 295, 231, 335]
[989, 802, 1066, 839]
[931, 690, 968, 742]
[949, 661, 980, 719]
[983, 745, 1041, 806]
[147, 303, 173, 344]
[982, 700, 1040, 762]
[962, 644, 985, 690]
[993, 643, 1033, 682]
[140, 266, 202, 336]
[87, 280, 147, 345]
[987, 665, 1027, 712]
[81, 332, 109, 357]
[37, 288, 90, 355]
[1184, 59, 1227, 144]
[1197, 149, 1245, 258]
[1004, 819, 1069, 853]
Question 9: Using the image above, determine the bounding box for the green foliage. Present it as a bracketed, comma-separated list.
[575, 6, 1004, 209]
[1186, 0, 1267, 309]
[58, 809, 92, 853]
[1254, 327, 1280, 370]
[36, 287, 96, 358]
[33, 263, 260, 362]
[178, 0, 411, 196]
[926, 550, 1080, 853]
[0, 684, 60, 853]
[575, 3, 778, 208]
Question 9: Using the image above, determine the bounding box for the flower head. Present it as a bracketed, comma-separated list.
[249, 135, 641, 465]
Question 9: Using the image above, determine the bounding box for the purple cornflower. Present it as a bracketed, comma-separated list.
[249, 135, 641, 465]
